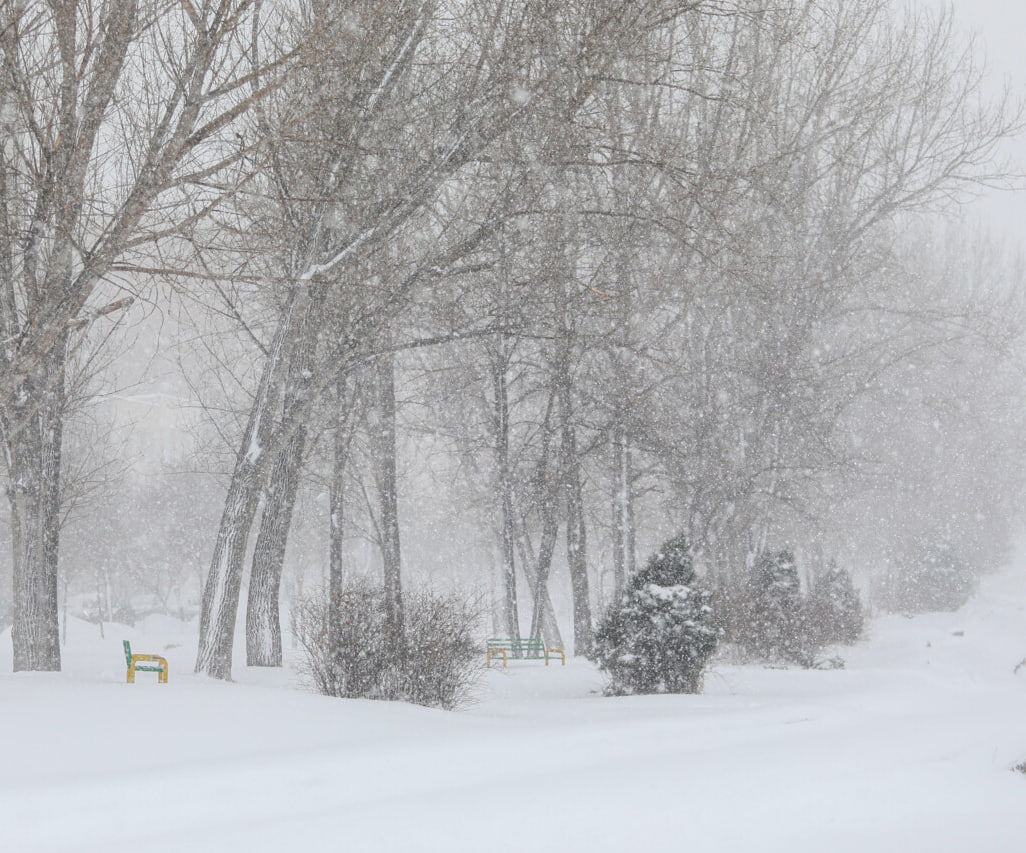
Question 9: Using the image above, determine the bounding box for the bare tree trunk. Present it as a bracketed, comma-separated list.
[245, 423, 306, 667]
[61, 575, 69, 646]
[626, 453, 637, 578]
[244, 305, 322, 667]
[528, 508, 560, 641]
[8, 344, 64, 671]
[371, 344, 404, 652]
[196, 287, 309, 679]
[566, 463, 592, 655]
[527, 408, 563, 648]
[611, 421, 627, 599]
[611, 419, 635, 598]
[529, 572, 562, 649]
[516, 519, 562, 648]
[562, 414, 592, 657]
[328, 377, 349, 685]
[553, 257, 592, 656]
[491, 347, 519, 638]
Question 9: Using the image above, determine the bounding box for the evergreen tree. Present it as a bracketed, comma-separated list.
[805, 561, 864, 645]
[591, 534, 720, 695]
[738, 550, 807, 663]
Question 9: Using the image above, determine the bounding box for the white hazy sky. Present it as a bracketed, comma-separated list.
[946, 0, 1026, 242]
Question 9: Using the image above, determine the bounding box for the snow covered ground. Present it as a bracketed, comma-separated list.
[3, 569, 1026, 852]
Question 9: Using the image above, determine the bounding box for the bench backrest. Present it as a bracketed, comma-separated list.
[123, 640, 133, 667]
[486, 638, 546, 653]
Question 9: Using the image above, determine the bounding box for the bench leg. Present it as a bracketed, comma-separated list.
[127, 656, 169, 683]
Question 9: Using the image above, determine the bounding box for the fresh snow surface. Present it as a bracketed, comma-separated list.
[3, 569, 1026, 852]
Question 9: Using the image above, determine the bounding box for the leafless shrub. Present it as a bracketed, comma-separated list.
[292, 577, 482, 710]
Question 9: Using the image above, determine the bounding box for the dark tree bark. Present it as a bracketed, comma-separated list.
[0, 0, 305, 675]
[528, 569, 562, 650]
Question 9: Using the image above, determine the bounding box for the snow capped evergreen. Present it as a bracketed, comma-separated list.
[592, 534, 720, 695]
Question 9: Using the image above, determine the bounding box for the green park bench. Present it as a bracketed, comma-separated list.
[486, 637, 565, 667]
[123, 640, 168, 684]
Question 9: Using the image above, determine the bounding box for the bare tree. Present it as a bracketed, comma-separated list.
[195, 0, 686, 678]
[0, 0, 305, 669]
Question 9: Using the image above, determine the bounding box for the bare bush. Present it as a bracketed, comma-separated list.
[292, 578, 482, 710]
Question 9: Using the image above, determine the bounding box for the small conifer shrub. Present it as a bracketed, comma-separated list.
[804, 562, 864, 646]
[719, 552, 863, 666]
[592, 533, 720, 695]
[735, 549, 806, 663]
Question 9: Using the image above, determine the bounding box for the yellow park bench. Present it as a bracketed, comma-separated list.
[486, 637, 565, 667]
[123, 640, 168, 684]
